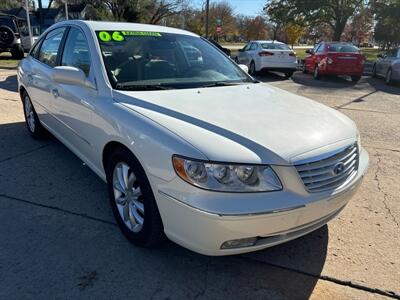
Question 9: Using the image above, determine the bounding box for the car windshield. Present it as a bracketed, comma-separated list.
[96, 30, 253, 90]
[327, 43, 359, 53]
[261, 43, 290, 50]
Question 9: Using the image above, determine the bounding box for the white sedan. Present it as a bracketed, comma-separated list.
[235, 40, 298, 77]
[18, 21, 368, 256]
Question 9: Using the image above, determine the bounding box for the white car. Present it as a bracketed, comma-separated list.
[18, 21, 369, 256]
[235, 40, 298, 77]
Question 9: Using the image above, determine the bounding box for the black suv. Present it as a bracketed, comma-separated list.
[0, 14, 24, 59]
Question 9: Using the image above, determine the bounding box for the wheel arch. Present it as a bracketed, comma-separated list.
[102, 141, 136, 173]
[19, 85, 27, 102]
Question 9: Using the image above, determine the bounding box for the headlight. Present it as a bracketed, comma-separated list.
[172, 156, 282, 192]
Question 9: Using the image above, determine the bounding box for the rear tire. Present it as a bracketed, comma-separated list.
[22, 91, 47, 139]
[249, 61, 257, 76]
[313, 65, 320, 80]
[285, 71, 294, 78]
[351, 76, 361, 83]
[106, 147, 165, 247]
[11, 45, 24, 59]
[372, 64, 377, 78]
[302, 63, 307, 74]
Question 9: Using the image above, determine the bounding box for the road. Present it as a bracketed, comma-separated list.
[0, 68, 399, 299]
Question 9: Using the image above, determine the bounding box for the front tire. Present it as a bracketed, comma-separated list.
[106, 147, 165, 247]
[313, 65, 320, 80]
[11, 45, 24, 59]
[385, 68, 393, 85]
[22, 91, 47, 139]
[249, 61, 256, 76]
[285, 71, 294, 78]
[372, 64, 377, 78]
[351, 76, 361, 83]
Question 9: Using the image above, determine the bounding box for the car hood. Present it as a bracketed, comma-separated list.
[113, 83, 357, 165]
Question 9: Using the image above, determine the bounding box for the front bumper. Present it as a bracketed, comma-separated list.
[153, 147, 369, 256]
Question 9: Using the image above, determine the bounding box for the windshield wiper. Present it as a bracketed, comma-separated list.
[116, 83, 172, 91]
[201, 81, 252, 88]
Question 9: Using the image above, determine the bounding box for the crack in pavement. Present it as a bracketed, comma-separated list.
[373, 152, 399, 228]
[338, 107, 400, 115]
[1, 192, 399, 299]
[237, 256, 400, 299]
[0, 193, 116, 226]
[0, 143, 54, 164]
[364, 146, 400, 153]
[335, 90, 378, 110]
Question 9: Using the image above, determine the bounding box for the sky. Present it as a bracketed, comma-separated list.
[38, 0, 266, 17]
[215, 0, 265, 16]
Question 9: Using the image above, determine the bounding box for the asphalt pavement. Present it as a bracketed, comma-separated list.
[0, 68, 399, 299]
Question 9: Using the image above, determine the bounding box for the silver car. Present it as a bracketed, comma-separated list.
[372, 48, 400, 85]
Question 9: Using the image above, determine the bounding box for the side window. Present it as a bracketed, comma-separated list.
[250, 43, 258, 51]
[38, 27, 66, 67]
[312, 44, 319, 53]
[243, 43, 251, 51]
[61, 27, 91, 76]
[316, 44, 325, 53]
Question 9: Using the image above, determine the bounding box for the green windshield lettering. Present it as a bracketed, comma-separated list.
[121, 31, 162, 37]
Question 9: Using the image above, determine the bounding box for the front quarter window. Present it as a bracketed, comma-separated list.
[96, 30, 253, 90]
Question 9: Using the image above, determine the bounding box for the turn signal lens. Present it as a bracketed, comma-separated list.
[172, 156, 282, 192]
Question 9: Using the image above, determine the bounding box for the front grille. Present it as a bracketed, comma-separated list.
[295, 143, 359, 193]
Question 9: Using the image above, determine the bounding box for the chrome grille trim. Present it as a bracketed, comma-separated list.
[295, 143, 359, 193]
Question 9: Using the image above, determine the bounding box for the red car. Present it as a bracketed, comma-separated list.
[303, 42, 365, 82]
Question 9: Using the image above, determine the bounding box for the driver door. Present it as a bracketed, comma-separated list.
[50, 26, 97, 159]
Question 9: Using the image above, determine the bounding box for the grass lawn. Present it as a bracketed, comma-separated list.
[0, 52, 21, 69]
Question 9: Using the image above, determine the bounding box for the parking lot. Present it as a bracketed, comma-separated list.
[0, 67, 399, 299]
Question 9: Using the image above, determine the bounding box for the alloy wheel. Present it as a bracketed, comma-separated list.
[113, 162, 144, 233]
[24, 96, 35, 132]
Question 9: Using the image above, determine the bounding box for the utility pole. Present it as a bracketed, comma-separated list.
[65, 0, 69, 20]
[25, 0, 33, 47]
[205, 0, 209, 39]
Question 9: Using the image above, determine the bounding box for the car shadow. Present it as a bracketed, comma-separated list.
[0, 74, 18, 92]
[255, 71, 290, 83]
[290, 72, 358, 89]
[0, 121, 328, 299]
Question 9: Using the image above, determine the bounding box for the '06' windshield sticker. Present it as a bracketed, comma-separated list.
[98, 31, 162, 42]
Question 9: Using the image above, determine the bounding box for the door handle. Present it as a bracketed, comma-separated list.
[51, 88, 59, 98]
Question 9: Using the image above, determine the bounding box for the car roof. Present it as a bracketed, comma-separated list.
[54, 20, 199, 37]
[252, 40, 286, 44]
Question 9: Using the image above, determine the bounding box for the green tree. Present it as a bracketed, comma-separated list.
[264, 0, 364, 41]
[372, 0, 400, 48]
[284, 22, 305, 47]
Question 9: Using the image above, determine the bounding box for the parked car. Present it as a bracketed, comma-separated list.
[18, 21, 368, 256]
[0, 14, 24, 59]
[303, 42, 365, 82]
[234, 40, 297, 77]
[372, 48, 400, 85]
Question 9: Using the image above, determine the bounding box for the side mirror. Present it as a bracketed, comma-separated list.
[52, 66, 95, 89]
[377, 54, 383, 58]
[305, 49, 313, 54]
[238, 64, 249, 73]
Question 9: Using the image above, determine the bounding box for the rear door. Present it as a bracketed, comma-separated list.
[27, 27, 67, 128]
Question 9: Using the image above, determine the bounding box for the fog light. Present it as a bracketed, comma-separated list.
[220, 237, 257, 249]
